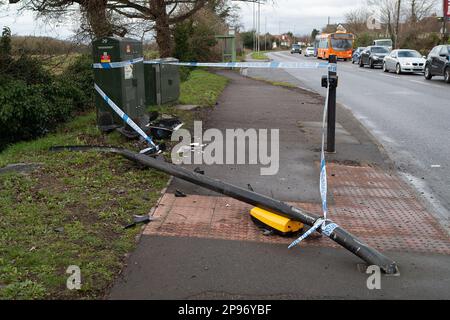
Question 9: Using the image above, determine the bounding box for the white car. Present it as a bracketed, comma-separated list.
[383, 49, 426, 74]
[304, 47, 315, 57]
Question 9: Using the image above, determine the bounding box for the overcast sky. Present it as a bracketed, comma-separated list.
[237, 0, 366, 35]
[0, 0, 444, 39]
[0, 4, 77, 38]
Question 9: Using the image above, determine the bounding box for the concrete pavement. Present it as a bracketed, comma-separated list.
[166, 70, 388, 202]
[110, 236, 450, 299]
[109, 70, 450, 299]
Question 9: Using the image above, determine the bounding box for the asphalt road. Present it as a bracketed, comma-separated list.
[267, 51, 450, 224]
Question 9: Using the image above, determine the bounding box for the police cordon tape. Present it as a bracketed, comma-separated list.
[93, 57, 144, 69]
[93, 57, 160, 153]
[92, 57, 332, 70]
[91, 57, 334, 154]
[144, 60, 331, 70]
[93, 84, 159, 154]
[288, 62, 336, 249]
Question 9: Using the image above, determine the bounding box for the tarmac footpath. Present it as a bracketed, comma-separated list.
[109, 70, 450, 300]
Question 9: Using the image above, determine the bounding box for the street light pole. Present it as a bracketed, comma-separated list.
[258, 0, 261, 53]
[443, 14, 448, 43]
[253, 1, 255, 52]
[293, 25, 296, 45]
[56, 145, 398, 275]
[265, 15, 267, 51]
[255, 1, 258, 52]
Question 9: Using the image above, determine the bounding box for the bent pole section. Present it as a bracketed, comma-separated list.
[50, 145, 399, 274]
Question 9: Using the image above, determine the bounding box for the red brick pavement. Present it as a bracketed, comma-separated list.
[144, 164, 450, 254]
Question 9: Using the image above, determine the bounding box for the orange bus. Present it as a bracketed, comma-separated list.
[316, 32, 354, 60]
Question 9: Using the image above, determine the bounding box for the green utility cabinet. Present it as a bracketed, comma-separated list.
[144, 58, 180, 106]
[92, 36, 146, 132]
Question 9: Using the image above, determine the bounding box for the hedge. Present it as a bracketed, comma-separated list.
[0, 54, 94, 151]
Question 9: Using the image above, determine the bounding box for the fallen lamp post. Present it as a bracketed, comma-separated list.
[50, 145, 399, 275]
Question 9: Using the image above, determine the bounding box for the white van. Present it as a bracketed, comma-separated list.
[373, 39, 393, 51]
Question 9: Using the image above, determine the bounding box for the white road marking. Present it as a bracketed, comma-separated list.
[409, 79, 442, 88]
[356, 68, 375, 73]
[382, 74, 401, 79]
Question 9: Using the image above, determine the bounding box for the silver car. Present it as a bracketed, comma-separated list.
[304, 47, 315, 57]
[383, 49, 426, 74]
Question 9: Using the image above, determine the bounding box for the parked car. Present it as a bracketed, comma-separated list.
[304, 47, 314, 57]
[291, 44, 302, 54]
[383, 49, 426, 74]
[351, 47, 366, 64]
[424, 45, 450, 83]
[359, 46, 390, 69]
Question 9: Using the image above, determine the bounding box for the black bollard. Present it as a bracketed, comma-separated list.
[326, 55, 338, 153]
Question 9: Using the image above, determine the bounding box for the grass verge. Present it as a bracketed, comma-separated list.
[0, 113, 169, 299]
[250, 51, 269, 60]
[178, 69, 228, 107]
[0, 70, 228, 299]
[268, 81, 297, 88]
[249, 76, 297, 89]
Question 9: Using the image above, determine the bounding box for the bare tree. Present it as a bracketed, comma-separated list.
[10, 0, 262, 57]
[21, 0, 117, 38]
[406, 0, 436, 23]
[367, 0, 402, 47]
[105, 0, 209, 57]
[107, 0, 249, 57]
[20, 0, 216, 56]
[344, 7, 371, 34]
[395, 0, 402, 48]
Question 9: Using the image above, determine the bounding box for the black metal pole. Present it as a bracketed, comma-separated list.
[326, 54, 337, 153]
[444, 15, 448, 44]
[51, 146, 399, 274]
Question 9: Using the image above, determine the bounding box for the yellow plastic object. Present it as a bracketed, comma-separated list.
[250, 207, 304, 234]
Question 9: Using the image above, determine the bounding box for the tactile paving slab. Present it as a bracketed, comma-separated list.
[144, 164, 450, 254]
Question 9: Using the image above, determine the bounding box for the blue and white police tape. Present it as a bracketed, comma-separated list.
[93, 84, 158, 153]
[93, 57, 144, 69]
[144, 60, 330, 70]
[289, 63, 337, 248]
[328, 63, 337, 73]
[288, 218, 340, 249]
[288, 218, 325, 249]
[319, 64, 334, 221]
[94, 58, 331, 70]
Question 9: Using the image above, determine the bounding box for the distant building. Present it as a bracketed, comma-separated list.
[272, 34, 293, 48]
